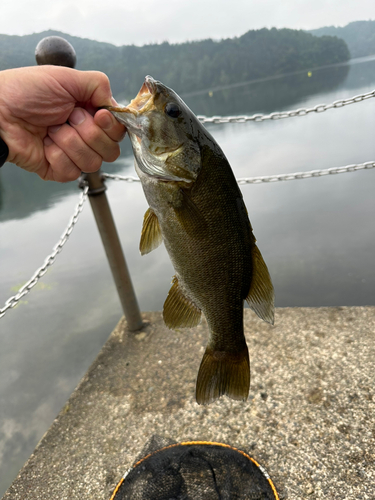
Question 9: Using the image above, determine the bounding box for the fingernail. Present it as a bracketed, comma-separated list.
[49, 125, 61, 134]
[111, 96, 118, 106]
[44, 136, 53, 146]
[69, 108, 86, 126]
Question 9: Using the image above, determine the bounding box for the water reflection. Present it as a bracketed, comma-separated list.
[0, 56, 374, 496]
[183, 64, 350, 116]
[2, 56, 374, 224]
[0, 149, 132, 223]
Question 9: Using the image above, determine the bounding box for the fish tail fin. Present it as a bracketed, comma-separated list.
[195, 346, 250, 405]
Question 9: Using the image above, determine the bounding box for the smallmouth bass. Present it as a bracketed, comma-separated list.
[107, 76, 274, 405]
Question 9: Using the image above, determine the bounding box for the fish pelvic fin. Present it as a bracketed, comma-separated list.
[139, 207, 163, 255]
[246, 244, 275, 325]
[163, 276, 202, 329]
[196, 346, 250, 405]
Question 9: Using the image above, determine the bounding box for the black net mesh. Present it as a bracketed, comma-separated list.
[111, 439, 278, 500]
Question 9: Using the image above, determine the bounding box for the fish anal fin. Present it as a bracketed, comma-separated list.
[139, 207, 163, 256]
[196, 347, 250, 405]
[246, 244, 275, 325]
[163, 276, 202, 329]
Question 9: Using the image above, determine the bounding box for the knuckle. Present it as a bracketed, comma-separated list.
[56, 168, 80, 183]
[66, 169, 81, 182]
[47, 144, 66, 165]
[93, 70, 110, 84]
[56, 167, 81, 183]
[58, 126, 78, 150]
[91, 156, 102, 171]
[97, 72, 111, 91]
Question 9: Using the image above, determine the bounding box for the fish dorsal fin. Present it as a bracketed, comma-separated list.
[246, 245, 275, 325]
[163, 276, 202, 329]
[139, 208, 163, 255]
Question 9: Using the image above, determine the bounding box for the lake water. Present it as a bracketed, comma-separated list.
[0, 55, 374, 494]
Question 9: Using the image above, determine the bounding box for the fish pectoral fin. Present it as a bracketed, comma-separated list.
[246, 244, 275, 325]
[136, 155, 192, 182]
[174, 189, 208, 237]
[196, 346, 250, 405]
[163, 276, 202, 329]
[139, 208, 163, 255]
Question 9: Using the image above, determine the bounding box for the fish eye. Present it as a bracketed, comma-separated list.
[165, 102, 181, 118]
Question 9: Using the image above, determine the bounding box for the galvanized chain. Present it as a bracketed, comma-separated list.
[102, 161, 375, 185]
[236, 161, 375, 184]
[2, 85, 375, 319]
[0, 185, 89, 319]
[103, 173, 140, 183]
[197, 89, 375, 124]
[2, 159, 374, 319]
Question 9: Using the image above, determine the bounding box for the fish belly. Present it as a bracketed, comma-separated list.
[139, 159, 253, 404]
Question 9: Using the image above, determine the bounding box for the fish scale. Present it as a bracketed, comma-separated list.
[107, 76, 274, 405]
[155, 157, 250, 351]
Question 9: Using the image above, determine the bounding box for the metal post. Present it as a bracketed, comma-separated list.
[82, 171, 143, 330]
[36, 36, 143, 331]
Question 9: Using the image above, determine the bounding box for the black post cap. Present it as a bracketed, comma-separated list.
[35, 36, 77, 68]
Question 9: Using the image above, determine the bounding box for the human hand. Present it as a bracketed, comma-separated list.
[0, 65, 126, 182]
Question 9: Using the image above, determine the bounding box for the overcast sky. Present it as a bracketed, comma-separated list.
[1, 0, 374, 46]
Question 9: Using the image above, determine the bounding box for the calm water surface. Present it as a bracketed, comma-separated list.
[0, 56, 374, 494]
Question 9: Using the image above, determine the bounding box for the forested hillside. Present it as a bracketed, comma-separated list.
[309, 20, 375, 58]
[0, 28, 349, 100]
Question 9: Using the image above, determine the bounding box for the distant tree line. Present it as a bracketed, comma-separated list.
[0, 27, 350, 100]
[309, 20, 375, 59]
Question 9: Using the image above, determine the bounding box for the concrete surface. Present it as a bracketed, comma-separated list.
[2, 306, 374, 500]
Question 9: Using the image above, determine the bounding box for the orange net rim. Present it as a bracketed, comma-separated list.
[110, 440, 279, 500]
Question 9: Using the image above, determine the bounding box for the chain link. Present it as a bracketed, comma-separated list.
[236, 161, 375, 184]
[103, 173, 140, 183]
[197, 89, 375, 124]
[103, 161, 375, 185]
[2, 160, 374, 319]
[2, 88, 375, 319]
[0, 185, 89, 319]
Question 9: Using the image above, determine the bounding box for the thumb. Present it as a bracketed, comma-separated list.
[76, 70, 114, 107]
[53, 67, 115, 108]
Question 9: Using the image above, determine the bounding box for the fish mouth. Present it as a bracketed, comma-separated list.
[105, 75, 157, 134]
[140, 75, 157, 99]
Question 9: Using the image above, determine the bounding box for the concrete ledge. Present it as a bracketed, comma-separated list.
[3, 307, 375, 499]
